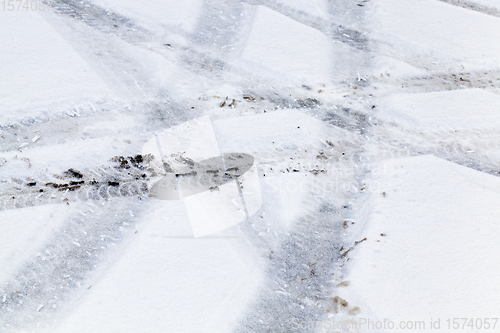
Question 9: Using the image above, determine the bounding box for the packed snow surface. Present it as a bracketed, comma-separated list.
[1, 0, 499, 332]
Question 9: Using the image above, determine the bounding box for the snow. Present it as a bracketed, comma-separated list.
[260, 172, 316, 230]
[337, 155, 500, 331]
[52, 201, 263, 333]
[0, 135, 137, 178]
[2, 0, 500, 331]
[466, 0, 500, 11]
[142, 116, 262, 238]
[369, 56, 428, 79]
[273, 0, 329, 18]
[0, 11, 114, 124]
[241, 6, 332, 83]
[377, 88, 500, 130]
[0, 204, 71, 284]
[39, 108, 337, 331]
[211, 109, 332, 154]
[183, 182, 247, 237]
[90, 0, 203, 35]
[371, 0, 500, 66]
[212, 110, 342, 231]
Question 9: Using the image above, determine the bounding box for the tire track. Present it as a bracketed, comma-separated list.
[2, 0, 500, 331]
[235, 204, 349, 332]
[0, 197, 143, 331]
[369, 121, 500, 177]
[0, 155, 153, 330]
[51, 0, 306, 91]
[371, 69, 500, 96]
[0, 155, 153, 212]
[235, 136, 367, 333]
[438, 0, 500, 17]
[244, 0, 369, 51]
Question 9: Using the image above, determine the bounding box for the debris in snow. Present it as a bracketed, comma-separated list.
[336, 281, 350, 287]
[333, 296, 348, 306]
[354, 237, 367, 245]
[243, 94, 255, 101]
[348, 306, 360, 315]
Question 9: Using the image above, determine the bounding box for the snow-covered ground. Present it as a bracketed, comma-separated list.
[1, 0, 499, 332]
[0, 11, 117, 123]
[335, 155, 500, 332]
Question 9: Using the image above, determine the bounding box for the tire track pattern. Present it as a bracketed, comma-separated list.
[0, 197, 143, 331]
[2, 0, 500, 331]
[438, 0, 500, 17]
[0, 155, 152, 212]
[244, 0, 369, 50]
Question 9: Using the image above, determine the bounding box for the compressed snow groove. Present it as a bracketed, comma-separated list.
[0, 155, 152, 212]
[51, 0, 259, 87]
[323, 107, 370, 134]
[233, 123, 368, 332]
[0, 100, 204, 156]
[51, 0, 231, 74]
[438, 0, 500, 17]
[191, 0, 247, 55]
[50, 0, 328, 113]
[373, 69, 500, 96]
[235, 205, 344, 332]
[244, 0, 369, 50]
[367, 120, 500, 178]
[2, 0, 500, 331]
[52, 0, 149, 40]
[0, 197, 142, 330]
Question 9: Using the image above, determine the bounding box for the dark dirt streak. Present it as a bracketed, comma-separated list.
[0, 153, 153, 329]
[0, 156, 153, 212]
